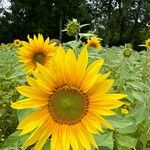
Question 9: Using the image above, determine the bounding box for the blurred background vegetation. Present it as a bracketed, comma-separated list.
[0, 0, 150, 50]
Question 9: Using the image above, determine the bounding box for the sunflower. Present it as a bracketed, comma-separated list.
[145, 38, 150, 49]
[14, 39, 22, 47]
[18, 34, 57, 73]
[87, 36, 102, 50]
[121, 108, 128, 115]
[11, 46, 126, 150]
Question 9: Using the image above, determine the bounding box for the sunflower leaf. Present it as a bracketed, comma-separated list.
[94, 132, 113, 150]
[116, 135, 138, 148]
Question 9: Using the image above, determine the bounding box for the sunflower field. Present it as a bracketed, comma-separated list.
[0, 21, 150, 150]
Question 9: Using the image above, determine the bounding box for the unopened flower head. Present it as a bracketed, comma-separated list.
[123, 48, 132, 58]
[66, 19, 80, 36]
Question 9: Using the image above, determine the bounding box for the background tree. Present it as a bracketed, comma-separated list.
[87, 0, 150, 49]
[0, 0, 150, 49]
[0, 0, 91, 43]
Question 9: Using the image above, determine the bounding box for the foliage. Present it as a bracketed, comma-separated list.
[98, 47, 150, 150]
[0, 44, 25, 148]
[0, 38, 150, 149]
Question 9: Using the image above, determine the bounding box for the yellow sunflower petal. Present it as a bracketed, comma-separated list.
[90, 100, 124, 109]
[20, 111, 50, 135]
[76, 124, 91, 150]
[65, 49, 76, 84]
[61, 125, 70, 150]
[51, 124, 59, 150]
[89, 108, 116, 116]
[11, 98, 48, 109]
[23, 117, 52, 147]
[54, 46, 66, 84]
[18, 34, 57, 73]
[99, 117, 114, 129]
[80, 123, 98, 149]
[68, 126, 79, 150]
[76, 46, 88, 83]
[34, 119, 54, 150]
[82, 114, 103, 133]
[79, 59, 104, 92]
[89, 80, 114, 98]
[16, 86, 49, 100]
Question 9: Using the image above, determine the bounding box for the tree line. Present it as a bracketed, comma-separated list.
[0, 0, 150, 49]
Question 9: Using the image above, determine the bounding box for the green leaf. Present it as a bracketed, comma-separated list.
[117, 123, 139, 134]
[132, 91, 144, 102]
[94, 132, 113, 150]
[116, 144, 131, 150]
[43, 139, 50, 150]
[133, 106, 149, 124]
[0, 131, 28, 149]
[116, 135, 138, 148]
[17, 109, 34, 122]
[106, 115, 132, 129]
[0, 131, 20, 149]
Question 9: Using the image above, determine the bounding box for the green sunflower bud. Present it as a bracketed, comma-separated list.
[123, 48, 132, 58]
[66, 19, 80, 36]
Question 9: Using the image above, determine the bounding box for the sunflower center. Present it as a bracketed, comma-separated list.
[89, 42, 97, 48]
[33, 52, 46, 65]
[48, 86, 89, 125]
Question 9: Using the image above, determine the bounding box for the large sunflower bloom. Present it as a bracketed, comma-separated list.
[18, 34, 57, 73]
[87, 36, 102, 50]
[145, 38, 150, 49]
[11, 46, 126, 150]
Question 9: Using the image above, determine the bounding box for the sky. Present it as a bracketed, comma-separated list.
[0, 0, 11, 11]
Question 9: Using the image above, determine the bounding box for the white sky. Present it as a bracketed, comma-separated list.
[0, 0, 11, 10]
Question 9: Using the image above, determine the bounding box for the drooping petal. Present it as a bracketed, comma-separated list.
[20, 110, 50, 135]
[16, 86, 49, 100]
[76, 124, 91, 150]
[11, 98, 48, 109]
[23, 117, 53, 147]
[68, 126, 79, 150]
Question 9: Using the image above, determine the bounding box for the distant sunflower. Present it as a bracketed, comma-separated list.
[12, 46, 126, 150]
[18, 34, 56, 73]
[87, 36, 102, 50]
[145, 38, 150, 49]
[121, 108, 128, 115]
[14, 39, 22, 47]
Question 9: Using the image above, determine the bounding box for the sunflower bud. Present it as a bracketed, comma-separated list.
[121, 108, 129, 115]
[123, 48, 132, 58]
[66, 19, 80, 36]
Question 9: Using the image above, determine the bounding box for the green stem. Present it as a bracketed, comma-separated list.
[117, 57, 127, 92]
